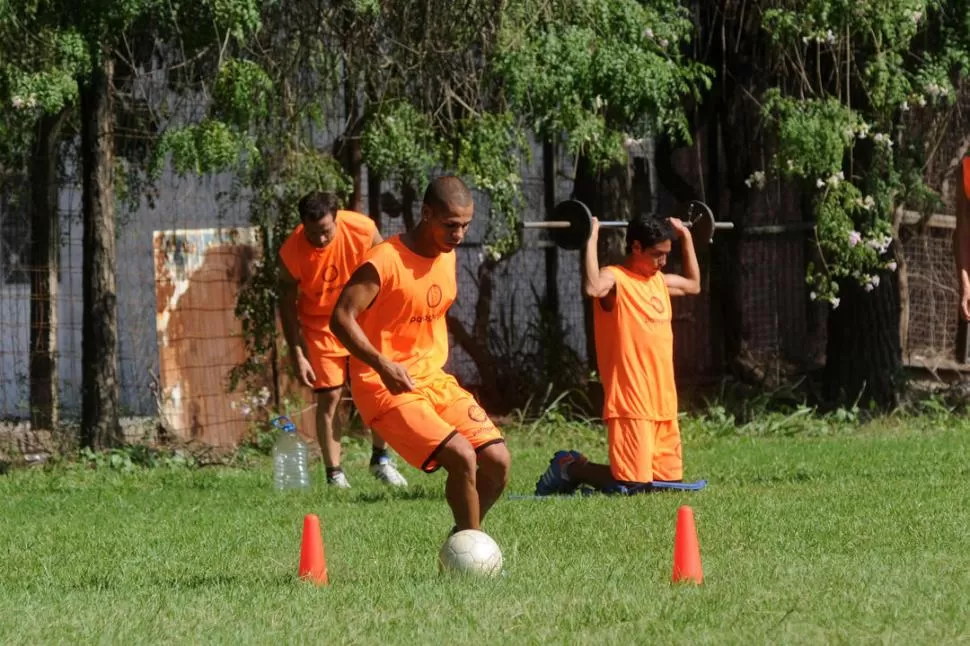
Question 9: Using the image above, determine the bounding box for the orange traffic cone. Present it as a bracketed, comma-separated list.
[298, 514, 329, 586]
[671, 505, 703, 584]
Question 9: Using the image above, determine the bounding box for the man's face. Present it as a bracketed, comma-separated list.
[423, 201, 473, 252]
[630, 239, 671, 275]
[302, 212, 337, 248]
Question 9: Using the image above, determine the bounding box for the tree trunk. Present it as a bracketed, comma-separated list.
[367, 165, 382, 232]
[543, 140, 559, 320]
[29, 109, 67, 430]
[80, 55, 122, 449]
[823, 271, 901, 409]
[342, 71, 363, 211]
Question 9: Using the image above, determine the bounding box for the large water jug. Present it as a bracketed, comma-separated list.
[271, 416, 310, 491]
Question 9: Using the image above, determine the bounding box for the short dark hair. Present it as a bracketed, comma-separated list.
[422, 176, 473, 214]
[626, 216, 676, 254]
[298, 191, 340, 222]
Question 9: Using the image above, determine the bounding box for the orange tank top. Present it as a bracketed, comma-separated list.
[349, 236, 457, 421]
[278, 210, 376, 355]
[593, 266, 677, 420]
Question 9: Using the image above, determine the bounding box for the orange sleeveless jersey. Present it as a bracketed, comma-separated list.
[278, 210, 377, 356]
[349, 236, 456, 423]
[593, 266, 677, 420]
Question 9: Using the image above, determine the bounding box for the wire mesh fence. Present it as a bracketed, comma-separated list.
[2, 124, 966, 448]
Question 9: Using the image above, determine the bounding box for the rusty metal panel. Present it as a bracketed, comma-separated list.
[153, 227, 264, 446]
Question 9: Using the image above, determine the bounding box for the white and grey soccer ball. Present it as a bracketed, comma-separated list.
[438, 529, 503, 577]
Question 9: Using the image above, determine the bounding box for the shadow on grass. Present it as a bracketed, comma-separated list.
[350, 487, 443, 504]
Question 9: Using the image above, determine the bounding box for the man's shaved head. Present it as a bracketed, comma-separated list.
[422, 176, 473, 215]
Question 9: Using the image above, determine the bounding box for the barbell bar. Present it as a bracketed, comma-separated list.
[518, 199, 734, 251]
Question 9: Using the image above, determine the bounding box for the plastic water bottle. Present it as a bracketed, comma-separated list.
[271, 416, 311, 491]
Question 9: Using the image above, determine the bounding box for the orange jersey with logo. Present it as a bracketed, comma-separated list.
[278, 210, 377, 355]
[593, 266, 677, 420]
[349, 236, 456, 422]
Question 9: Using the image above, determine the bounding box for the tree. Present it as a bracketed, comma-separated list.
[0, 5, 88, 430]
[736, 0, 970, 408]
[1, 0, 266, 447]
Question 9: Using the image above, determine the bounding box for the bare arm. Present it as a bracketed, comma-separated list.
[664, 218, 701, 296]
[955, 171, 970, 320]
[278, 258, 316, 387]
[330, 263, 414, 393]
[582, 217, 617, 299]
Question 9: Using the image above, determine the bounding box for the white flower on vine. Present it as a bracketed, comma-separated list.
[856, 195, 876, 211]
[888, 260, 898, 271]
[917, 95, 928, 107]
[826, 171, 844, 187]
[910, 10, 922, 23]
[816, 178, 826, 189]
[901, 100, 910, 112]
[787, 159, 795, 171]
[830, 296, 841, 309]
[659, 38, 669, 48]
[745, 171, 766, 189]
[810, 291, 817, 301]
[848, 230, 862, 247]
[871, 275, 881, 287]
[857, 122, 870, 139]
[864, 281, 875, 292]
[825, 29, 836, 44]
[643, 27, 654, 38]
[802, 36, 811, 45]
[11, 96, 25, 109]
[240, 404, 252, 417]
[867, 235, 892, 254]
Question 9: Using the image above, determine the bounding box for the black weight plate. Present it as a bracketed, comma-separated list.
[549, 200, 593, 250]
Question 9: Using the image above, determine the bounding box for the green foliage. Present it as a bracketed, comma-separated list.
[154, 119, 260, 178]
[75, 445, 197, 471]
[751, 0, 970, 305]
[453, 112, 529, 260]
[361, 100, 444, 190]
[213, 59, 273, 128]
[494, 0, 713, 169]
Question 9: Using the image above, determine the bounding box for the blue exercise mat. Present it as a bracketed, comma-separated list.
[508, 479, 708, 500]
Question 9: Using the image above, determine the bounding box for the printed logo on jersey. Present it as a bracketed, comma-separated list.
[322, 265, 339, 282]
[648, 296, 665, 315]
[467, 404, 488, 423]
[427, 284, 443, 308]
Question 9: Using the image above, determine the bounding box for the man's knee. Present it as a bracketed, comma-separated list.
[315, 387, 343, 414]
[435, 434, 477, 475]
[477, 442, 511, 485]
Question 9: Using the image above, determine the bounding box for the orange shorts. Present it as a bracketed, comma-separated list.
[368, 377, 504, 473]
[607, 417, 682, 483]
[305, 331, 348, 390]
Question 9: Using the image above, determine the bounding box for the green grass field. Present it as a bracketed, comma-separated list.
[2, 413, 970, 645]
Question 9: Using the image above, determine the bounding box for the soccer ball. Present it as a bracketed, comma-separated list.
[438, 529, 503, 577]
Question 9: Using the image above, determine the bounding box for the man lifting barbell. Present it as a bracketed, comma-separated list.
[534, 205, 705, 496]
[519, 199, 734, 251]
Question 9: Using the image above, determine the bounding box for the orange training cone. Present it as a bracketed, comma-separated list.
[298, 514, 329, 586]
[671, 505, 703, 585]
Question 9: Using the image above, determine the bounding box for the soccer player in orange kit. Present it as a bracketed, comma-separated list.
[535, 213, 700, 495]
[278, 191, 407, 488]
[330, 176, 511, 532]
